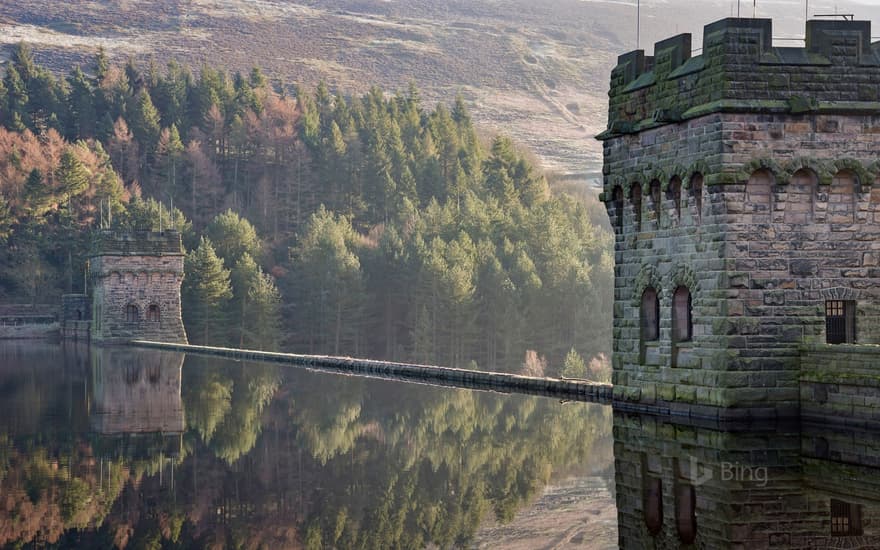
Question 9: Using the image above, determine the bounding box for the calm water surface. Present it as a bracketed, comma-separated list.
[4, 342, 880, 549]
[0, 343, 616, 549]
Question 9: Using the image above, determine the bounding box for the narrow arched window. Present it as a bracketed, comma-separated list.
[147, 304, 160, 322]
[691, 174, 704, 224]
[644, 476, 663, 536]
[641, 288, 659, 341]
[672, 287, 692, 343]
[675, 484, 697, 544]
[125, 304, 139, 323]
[650, 179, 662, 225]
[630, 185, 643, 231]
[612, 185, 625, 232]
[668, 177, 682, 222]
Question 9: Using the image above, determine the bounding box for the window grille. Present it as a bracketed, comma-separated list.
[831, 499, 862, 536]
[825, 301, 855, 344]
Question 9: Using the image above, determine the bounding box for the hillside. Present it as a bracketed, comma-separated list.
[3, 1, 880, 181]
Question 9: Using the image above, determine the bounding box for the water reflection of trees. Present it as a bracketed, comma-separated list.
[0, 346, 612, 549]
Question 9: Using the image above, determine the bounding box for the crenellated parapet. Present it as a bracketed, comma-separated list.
[91, 230, 185, 257]
[599, 18, 880, 141]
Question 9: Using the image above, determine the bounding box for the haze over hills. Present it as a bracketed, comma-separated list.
[2, 0, 880, 182]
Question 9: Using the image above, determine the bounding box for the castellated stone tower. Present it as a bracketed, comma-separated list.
[90, 231, 187, 344]
[600, 18, 880, 421]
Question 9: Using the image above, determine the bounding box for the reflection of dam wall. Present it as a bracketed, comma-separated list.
[90, 347, 185, 434]
[614, 414, 880, 548]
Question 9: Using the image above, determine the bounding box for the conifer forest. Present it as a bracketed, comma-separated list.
[0, 43, 612, 377]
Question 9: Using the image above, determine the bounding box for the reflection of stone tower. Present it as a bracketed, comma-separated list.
[613, 413, 880, 547]
[90, 231, 187, 344]
[90, 346, 185, 434]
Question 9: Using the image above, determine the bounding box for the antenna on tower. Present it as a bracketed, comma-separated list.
[636, 0, 641, 49]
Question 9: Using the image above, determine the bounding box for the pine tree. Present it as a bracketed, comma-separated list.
[129, 88, 161, 153]
[182, 237, 233, 345]
[230, 253, 281, 349]
[560, 347, 586, 378]
[66, 67, 97, 139]
[56, 149, 91, 200]
[205, 209, 262, 266]
[155, 124, 184, 196]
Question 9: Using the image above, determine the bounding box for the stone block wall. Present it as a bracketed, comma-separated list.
[800, 344, 880, 427]
[601, 17, 880, 419]
[90, 231, 187, 344]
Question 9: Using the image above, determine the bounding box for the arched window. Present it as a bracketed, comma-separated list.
[691, 174, 704, 224]
[147, 304, 160, 322]
[650, 179, 662, 226]
[125, 304, 139, 323]
[668, 177, 682, 222]
[641, 288, 659, 341]
[612, 185, 624, 232]
[630, 185, 643, 231]
[672, 287, 692, 343]
[675, 484, 697, 544]
[644, 477, 664, 536]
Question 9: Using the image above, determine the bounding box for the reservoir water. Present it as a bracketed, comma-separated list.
[4, 342, 880, 548]
[0, 342, 616, 549]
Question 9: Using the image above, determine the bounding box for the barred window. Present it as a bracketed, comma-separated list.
[641, 288, 659, 341]
[831, 499, 862, 536]
[825, 301, 855, 344]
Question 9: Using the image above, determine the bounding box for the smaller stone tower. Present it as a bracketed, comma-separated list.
[90, 231, 187, 344]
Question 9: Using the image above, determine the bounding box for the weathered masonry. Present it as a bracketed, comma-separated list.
[85, 231, 187, 344]
[599, 17, 880, 421]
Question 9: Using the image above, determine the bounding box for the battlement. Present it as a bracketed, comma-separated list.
[91, 230, 184, 257]
[600, 17, 880, 139]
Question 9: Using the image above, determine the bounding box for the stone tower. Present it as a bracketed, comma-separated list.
[600, 18, 880, 420]
[90, 231, 187, 344]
